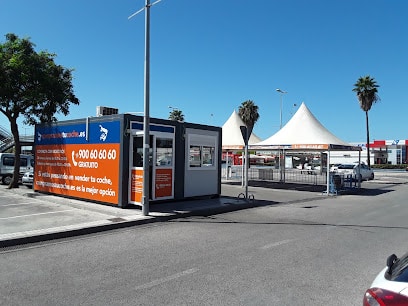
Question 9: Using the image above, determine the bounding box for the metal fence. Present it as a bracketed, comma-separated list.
[221, 165, 364, 195]
[222, 165, 328, 185]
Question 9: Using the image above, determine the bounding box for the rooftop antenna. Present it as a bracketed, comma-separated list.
[128, 0, 162, 216]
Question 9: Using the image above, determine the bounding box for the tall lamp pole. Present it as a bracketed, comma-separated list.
[276, 88, 288, 129]
[129, 0, 162, 216]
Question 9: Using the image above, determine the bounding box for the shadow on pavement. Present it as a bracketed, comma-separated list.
[224, 180, 327, 193]
[224, 180, 396, 197]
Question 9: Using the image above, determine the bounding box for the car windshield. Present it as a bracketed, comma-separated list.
[387, 252, 408, 282]
[337, 164, 355, 169]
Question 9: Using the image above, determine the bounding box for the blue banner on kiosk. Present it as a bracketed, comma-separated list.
[35, 121, 120, 145]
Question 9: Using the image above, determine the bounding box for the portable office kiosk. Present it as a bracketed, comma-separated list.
[34, 114, 222, 208]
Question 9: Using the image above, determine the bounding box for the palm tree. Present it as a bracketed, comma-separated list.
[238, 100, 260, 137]
[352, 75, 380, 168]
[168, 109, 184, 122]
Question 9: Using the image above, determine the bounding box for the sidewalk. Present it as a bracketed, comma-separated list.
[0, 185, 255, 247]
[1, 170, 406, 248]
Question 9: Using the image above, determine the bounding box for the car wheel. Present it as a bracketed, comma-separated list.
[370, 173, 374, 180]
[2, 175, 12, 185]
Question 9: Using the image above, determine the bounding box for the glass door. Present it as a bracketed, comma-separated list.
[153, 136, 174, 199]
[129, 135, 153, 203]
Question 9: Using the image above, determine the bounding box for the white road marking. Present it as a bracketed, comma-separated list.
[1, 202, 34, 207]
[0, 209, 77, 220]
[135, 268, 199, 290]
[260, 239, 295, 250]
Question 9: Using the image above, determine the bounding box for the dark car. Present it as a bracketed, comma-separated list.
[363, 252, 408, 305]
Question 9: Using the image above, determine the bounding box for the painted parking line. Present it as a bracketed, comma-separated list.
[0, 209, 77, 220]
[260, 239, 296, 250]
[1, 203, 36, 207]
[134, 268, 199, 291]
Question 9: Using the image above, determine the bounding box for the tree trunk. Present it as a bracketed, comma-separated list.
[9, 117, 21, 188]
[365, 111, 371, 168]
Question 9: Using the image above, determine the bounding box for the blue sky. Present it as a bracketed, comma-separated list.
[1, 0, 407, 143]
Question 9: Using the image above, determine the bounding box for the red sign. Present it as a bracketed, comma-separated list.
[155, 168, 173, 198]
[130, 168, 143, 203]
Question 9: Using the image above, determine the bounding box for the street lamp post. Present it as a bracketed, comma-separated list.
[141, 0, 151, 216]
[276, 88, 288, 130]
[129, 0, 162, 216]
[276, 88, 287, 183]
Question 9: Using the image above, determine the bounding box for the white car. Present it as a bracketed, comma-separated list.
[22, 171, 34, 187]
[335, 163, 374, 181]
[363, 252, 408, 305]
[330, 164, 342, 172]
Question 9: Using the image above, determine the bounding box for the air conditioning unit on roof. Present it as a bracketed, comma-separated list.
[96, 106, 119, 117]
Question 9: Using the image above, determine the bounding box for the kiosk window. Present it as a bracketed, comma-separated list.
[189, 145, 215, 168]
[202, 146, 215, 166]
[189, 146, 201, 167]
[156, 138, 173, 166]
[133, 136, 153, 167]
[133, 137, 143, 167]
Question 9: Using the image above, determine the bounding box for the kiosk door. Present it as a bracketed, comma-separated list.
[153, 136, 174, 200]
[130, 135, 153, 203]
[129, 134, 174, 204]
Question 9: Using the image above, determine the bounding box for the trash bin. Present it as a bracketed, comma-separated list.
[329, 172, 343, 194]
[333, 174, 342, 190]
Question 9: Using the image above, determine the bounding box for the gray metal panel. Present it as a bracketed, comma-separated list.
[184, 128, 220, 197]
[184, 170, 218, 197]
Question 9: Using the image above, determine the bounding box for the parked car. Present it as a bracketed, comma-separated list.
[334, 163, 374, 181]
[330, 163, 342, 172]
[0, 153, 34, 185]
[22, 171, 34, 188]
[363, 252, 408, 305]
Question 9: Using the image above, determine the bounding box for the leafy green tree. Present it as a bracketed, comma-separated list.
[168, 109, 184, 122]
[238, 99, 260, 137]
[352, 75, 380, 168]
[0, 33, 79, 188]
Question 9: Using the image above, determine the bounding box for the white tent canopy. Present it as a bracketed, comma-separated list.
[222, 110, 262, 150]
[251, 102, 360, 151]
[249, 102, 361, 195]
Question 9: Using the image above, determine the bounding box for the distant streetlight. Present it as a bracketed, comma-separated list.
[276, 88, 288, 129]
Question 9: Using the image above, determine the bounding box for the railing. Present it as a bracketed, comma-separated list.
[222, 165, 328, 185]
[0, 125, 13, 152]
[0, 125, 34, 152]
[0, 125, 11, 141]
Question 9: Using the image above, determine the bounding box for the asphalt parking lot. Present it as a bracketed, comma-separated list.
[0, 170, 406, 247]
